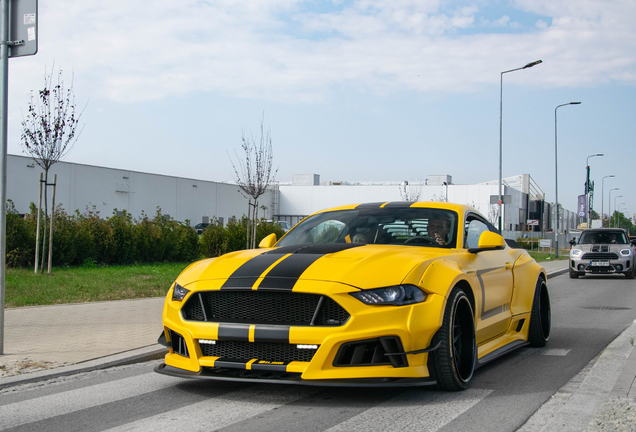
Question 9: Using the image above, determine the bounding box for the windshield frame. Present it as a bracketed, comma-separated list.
[276, 207, 459, 249]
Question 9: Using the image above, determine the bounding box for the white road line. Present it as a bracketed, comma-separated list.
[0, 372, 177, 430]
[103, 385, 322, 432]
[543, 349, 571, 356]
[325, 388, 493, 432]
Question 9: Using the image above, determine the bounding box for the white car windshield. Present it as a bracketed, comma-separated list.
[277, 207, 459, 248]
[578, 230, 628, 244]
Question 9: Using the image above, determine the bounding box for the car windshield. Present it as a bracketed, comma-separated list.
[276, 207, 458, 248]
[578, 230, 628, 244]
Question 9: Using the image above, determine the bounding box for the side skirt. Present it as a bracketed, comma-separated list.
[476, 340, 529, 368]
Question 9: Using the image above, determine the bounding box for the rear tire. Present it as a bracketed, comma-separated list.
[569, 269, 579, 279]
[528, 277, 551, 347]
[431, 287, 476, 391]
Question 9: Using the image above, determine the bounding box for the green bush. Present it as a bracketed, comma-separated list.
[5, 200, 36, 268]
[5, 200, 288, 268]
[200, 217, 227, 257]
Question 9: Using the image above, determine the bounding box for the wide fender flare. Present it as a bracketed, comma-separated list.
[407, 259, 475, 331]
[510, 252, 547, 315]
[415, 258, 473, 298]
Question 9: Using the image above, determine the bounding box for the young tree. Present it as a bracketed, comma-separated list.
[21, 66, 85, 272]
[229, 114, 277, 248]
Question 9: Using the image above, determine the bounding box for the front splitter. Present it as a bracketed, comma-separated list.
[154, 363, 436, 387]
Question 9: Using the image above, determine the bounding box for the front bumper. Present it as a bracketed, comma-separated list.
[570, 255, 632, 274]
[158, 282, 445, 385]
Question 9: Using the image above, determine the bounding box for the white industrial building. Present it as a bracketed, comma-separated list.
[7, 154, 579, 241]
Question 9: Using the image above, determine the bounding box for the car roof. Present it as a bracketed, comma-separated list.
[314, 201, 477, 216]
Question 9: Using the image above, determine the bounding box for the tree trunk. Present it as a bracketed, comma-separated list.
[246, 200, 251, 249]
[40, 169, 49, 273]
[252, 201, 258, 249]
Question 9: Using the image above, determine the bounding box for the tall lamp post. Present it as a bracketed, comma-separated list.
[609, 188, 619, 227]
[612, 195, 623, 227]
[586, 153, 603, 229]
[601, 175, 615, 227]
[554, 101, 581, 257]
[617, 203, 626, 228]
[498, 59, 543, 232]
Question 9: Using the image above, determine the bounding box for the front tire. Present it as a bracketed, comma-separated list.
[625, 266, 635, 280]
[431, 287, 476, 391]
[528, 277, 551, 347]
[569, 269, 579, 279]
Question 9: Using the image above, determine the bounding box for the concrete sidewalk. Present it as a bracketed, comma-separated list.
[4, 259, 633, 431]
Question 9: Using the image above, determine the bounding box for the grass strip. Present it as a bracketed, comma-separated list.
[5, 262, 188, 308]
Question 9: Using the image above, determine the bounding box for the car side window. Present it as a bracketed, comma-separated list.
[465, 217, 490, 249]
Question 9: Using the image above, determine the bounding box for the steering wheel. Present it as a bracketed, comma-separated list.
[404, 236, 437, 245]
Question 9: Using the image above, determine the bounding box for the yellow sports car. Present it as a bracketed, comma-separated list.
[155, 202, 551, 390]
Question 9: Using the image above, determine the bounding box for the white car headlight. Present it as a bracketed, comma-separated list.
[350, 284, 426, 306]
[620, 249, 632, 257]
[570, 249, 582, 257]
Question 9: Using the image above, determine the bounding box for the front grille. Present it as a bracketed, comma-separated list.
[182, 291, 350, 326]
[199, 340, 318, 363]
[581, 252, 618, 260]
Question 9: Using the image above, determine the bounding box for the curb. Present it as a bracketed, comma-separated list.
[547, 268, 569, 279]
[0, 345, 167, 390]
[0, 266, 568, 390]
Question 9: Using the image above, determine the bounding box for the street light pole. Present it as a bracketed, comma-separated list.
[498, 59, 542, 232]
[601, 175, 615, 228]
[609, 188, 619, 227]
[554, 101, 581, 258]
[617, 203, 626, 228]
[613, 195, 623, 228]
[586, 153, 603, 229]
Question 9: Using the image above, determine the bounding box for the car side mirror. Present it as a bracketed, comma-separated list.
[569, 239, 576, 246]
[469, 231, 506, 253]
[631, 239, 636, 247]
[258, 233, 277, 248]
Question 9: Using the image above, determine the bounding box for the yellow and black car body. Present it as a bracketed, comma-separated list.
[155, 202, 551, 391]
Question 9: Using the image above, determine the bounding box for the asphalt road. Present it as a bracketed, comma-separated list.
[1, 273, 634, 432]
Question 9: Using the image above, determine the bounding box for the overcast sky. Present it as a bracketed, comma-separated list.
[6, 0, 636, 218]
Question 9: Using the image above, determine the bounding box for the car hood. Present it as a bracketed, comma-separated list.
[178, 243, 454, 290]
[575, 243, 630, 252]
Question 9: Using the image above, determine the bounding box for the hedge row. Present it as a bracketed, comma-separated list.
[5, 201, 285, 268]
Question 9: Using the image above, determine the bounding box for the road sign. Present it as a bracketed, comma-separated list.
[490, 195, 511, 205]
[8, 0, 37, 58]
[527, 219, 539, 226]
[539, 239, 552, 248]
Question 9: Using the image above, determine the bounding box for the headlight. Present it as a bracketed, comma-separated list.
[620, 249, 632, 256]
[570, 249, 582, 257]
[172, 283, 190, 301]
[350, 284, 426, 306]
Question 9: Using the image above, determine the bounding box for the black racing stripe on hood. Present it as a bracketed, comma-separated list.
[221, 253, 284, 289]
[268, 243, 363, 255]
[258, 254, 324, 290]
[383, 201, 417, 207]
[355, 202, 387, 209]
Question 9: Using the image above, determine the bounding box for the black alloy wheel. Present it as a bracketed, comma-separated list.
[431, 287, 476, 391]
[528, 277, 551, 347]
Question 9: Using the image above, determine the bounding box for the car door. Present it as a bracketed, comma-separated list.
[463, 215, 514, 344]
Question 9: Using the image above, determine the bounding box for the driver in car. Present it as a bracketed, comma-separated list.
[427, 216, 451, 245]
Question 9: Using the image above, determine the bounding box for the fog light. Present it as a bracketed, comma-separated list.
[616, 265, 623, 272]
[578, 264, 585, 271]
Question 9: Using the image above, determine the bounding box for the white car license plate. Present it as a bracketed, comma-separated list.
[591, 261, 610, 267]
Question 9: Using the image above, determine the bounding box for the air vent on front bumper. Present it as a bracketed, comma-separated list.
[182, 291, 350, 326]
[199, 340, 318, 363]
[581, 252, 619, 260]
[168, 329, 189, 358]
[333, 337, 408, 368]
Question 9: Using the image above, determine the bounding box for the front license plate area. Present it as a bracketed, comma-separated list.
[591, 261, 610, 267]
